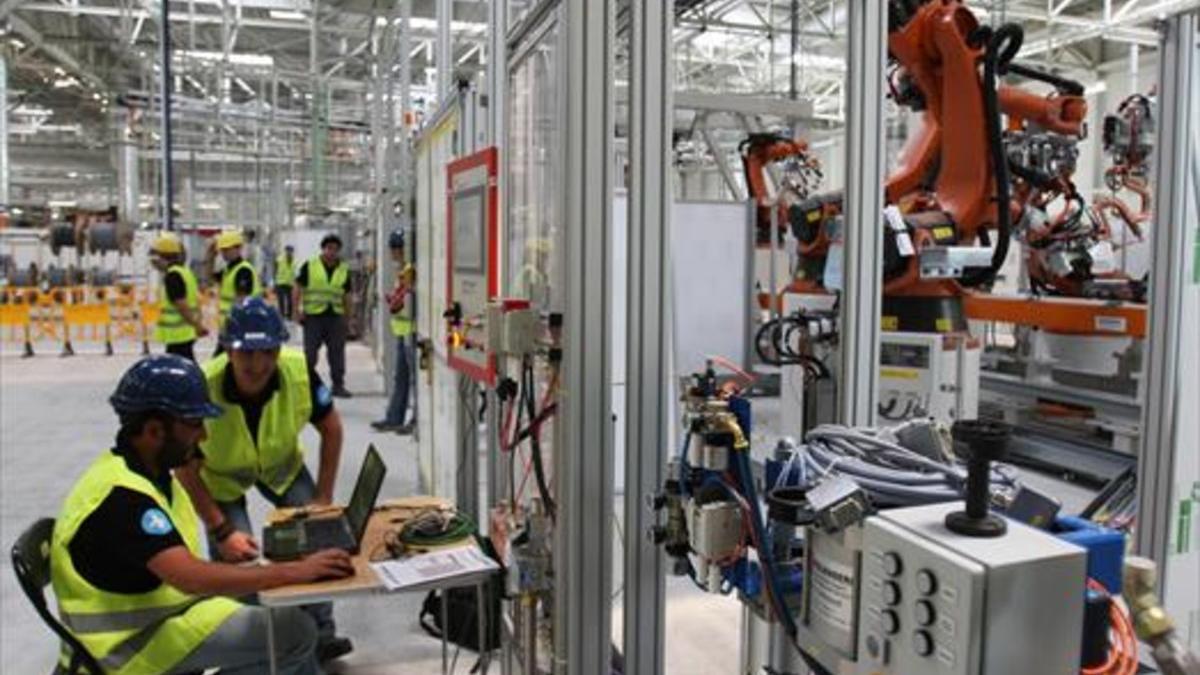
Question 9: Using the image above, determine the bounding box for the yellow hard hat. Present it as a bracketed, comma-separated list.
[216, 229, 245, 249]
[150, 232, 184, 255]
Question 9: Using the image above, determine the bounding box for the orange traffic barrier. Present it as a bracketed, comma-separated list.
[0, 303, 35, 357]
[61, 303, 114, 357]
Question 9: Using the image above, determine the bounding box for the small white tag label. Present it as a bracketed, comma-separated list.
[1095, 315, 1127, 332]
[896, 233, 916, 257]
[1089, 241, 1116, 274]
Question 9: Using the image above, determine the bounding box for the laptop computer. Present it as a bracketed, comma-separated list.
[263, 444, 387, 561]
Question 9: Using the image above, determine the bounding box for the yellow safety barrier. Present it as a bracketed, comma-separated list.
[61, 302, 114, 357]
[0, 303, 35, 357]
[140, 302, 161, 355]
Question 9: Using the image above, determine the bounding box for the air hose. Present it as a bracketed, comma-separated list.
[962, 23, 1024, 287]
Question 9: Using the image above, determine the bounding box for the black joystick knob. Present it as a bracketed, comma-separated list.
[945, 420, 1011, 538]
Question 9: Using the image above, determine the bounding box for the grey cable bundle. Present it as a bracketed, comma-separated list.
[774, 424, 1021, 508]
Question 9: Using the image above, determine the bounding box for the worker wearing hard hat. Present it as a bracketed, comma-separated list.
[175, 298, 354, 663]
[274, 244, 297, 321]
[293, 233, 354, 398]
[213, 229, 262, 344]
[51, 354, 352, 675]
[372, 230, 416, 433]
[149, 233, 208, 362]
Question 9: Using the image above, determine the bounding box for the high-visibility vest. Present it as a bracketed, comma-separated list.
[199, 348, 312, 502]
[301, 257, 350, 315]
[274, 255, 295, 286]
[390, 267, 413, 337]
[50, 452, 241, 674]
[217, 259, 262, 324]
[155, 265, 200, 345]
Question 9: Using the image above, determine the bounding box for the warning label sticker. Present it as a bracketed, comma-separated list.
[810, 556, 857, 633]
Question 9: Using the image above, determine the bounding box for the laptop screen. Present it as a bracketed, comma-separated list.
[344, 445, 387, 544]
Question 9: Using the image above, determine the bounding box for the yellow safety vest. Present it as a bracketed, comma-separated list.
[199, 348, 312, 502]
[274, 255, 295, 286]
[155, 264, 200, 346]
[301, 257, 349, 315]
[217, 259, 262, 325]
[51, 452, 240, 675]
[390, 266, 414, 337]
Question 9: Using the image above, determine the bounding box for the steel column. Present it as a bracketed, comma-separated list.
[159, 0, 175, 230]
[1136, 12, 1197, 579]
[554, 0, 615, 672]
[485, 0, 508, 519]
[0, 54, 8, 207]
[837, 0, 887, 426]
[622, 1, 672, 674]
[437, 0, 452, 101]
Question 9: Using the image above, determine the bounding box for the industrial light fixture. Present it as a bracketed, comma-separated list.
[268, 10, 306, 20]
[177, 49, 274, 68]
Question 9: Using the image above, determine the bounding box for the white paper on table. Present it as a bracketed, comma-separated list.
[371, 546, 499, 592]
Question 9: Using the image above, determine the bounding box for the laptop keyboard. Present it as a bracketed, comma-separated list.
[306, 518, 355, 550]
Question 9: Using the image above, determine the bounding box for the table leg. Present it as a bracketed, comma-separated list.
[477, 582, 489, 674]
[441, 591, 450, 675]
[266, 606, 279, 675]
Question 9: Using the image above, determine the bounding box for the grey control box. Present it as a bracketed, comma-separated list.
[856, 502, 1086, 675]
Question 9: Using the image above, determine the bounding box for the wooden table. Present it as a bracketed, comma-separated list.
[258, 496, 494, 674]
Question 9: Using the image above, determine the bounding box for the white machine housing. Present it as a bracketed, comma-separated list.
[878, 332, 980, 426]
[857, 502, 1087, 675]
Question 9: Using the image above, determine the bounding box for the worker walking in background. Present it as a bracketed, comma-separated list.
[372, 230, 415, 434]
[51, 355, 353, 675]
[294, 233, 353, 398]
[275, 244, 296, 321]
[212, 229, 262, 356]
[149, 233, 207, 361]
[175, 298, 355, 663]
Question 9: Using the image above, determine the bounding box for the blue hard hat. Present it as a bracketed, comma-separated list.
[110, 355, 223, 420]
[222, 297, 289, 351]
[389, 230, 405, 249]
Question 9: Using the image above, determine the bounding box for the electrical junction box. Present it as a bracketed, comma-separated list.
[446, 147, 499, 385]
[877, 332, 980, 427]
[486, 299, 537, 358]
[856, 502, 1086, 675]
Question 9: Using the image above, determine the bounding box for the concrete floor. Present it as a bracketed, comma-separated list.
[0, 336, 742, 674]
[1, 335, 1096, 674]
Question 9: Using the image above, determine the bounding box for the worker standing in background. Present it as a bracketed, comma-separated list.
[175, 298, 355, 664]
[51, 355, 353, 675]
[372, 230, 415, 434]
[212, 229, 262, 356]
[293, 233, 354, 398]
[150, 233, 208, 362]
[275, 244, 296, 321]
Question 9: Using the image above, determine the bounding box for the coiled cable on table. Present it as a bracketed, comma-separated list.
[773, 425, 1021, 508]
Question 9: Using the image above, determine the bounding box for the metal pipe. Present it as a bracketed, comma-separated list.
[160, 0, 175, 230]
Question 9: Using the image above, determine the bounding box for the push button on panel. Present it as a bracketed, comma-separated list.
[916, 569, 938, 596]
[880, 609, 900, 635]
[883, 552, 903, 577]
[914, 600, 936, 627]
[883, 581, 902, 606]
[912, 630, 934, 657]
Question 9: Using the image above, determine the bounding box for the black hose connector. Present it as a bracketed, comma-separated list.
[945, 420, 1011, 538]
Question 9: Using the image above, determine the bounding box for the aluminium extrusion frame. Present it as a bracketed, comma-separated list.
[1136, 12, 1198, 593]
[838, 0, 887, 427]
[553, 0, 617, 672]
[623, 2, 673, 675]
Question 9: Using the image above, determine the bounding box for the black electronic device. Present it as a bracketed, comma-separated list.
[263, 445, 387, 561]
